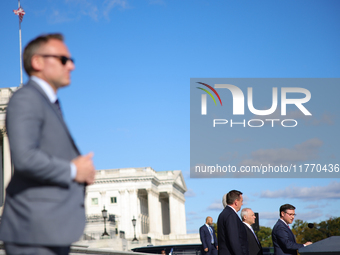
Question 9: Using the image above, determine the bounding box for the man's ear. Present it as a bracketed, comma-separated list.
[280, 211, 284, 218]
[31, 55, 44, 71]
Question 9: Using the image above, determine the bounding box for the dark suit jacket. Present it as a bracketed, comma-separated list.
[217, 206, 249, 255]
[0, 80, 86, 246]
[272, 219, 304, 255]
[243, 223, 263, 255]
[200, 224, 218, 255]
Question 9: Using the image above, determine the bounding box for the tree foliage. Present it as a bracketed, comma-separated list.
[292, 217, 340, 244]
[255, 226, 273, 247]
[212, 222, 218, 238]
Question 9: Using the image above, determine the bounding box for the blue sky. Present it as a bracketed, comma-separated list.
[1, 0, 339, 234]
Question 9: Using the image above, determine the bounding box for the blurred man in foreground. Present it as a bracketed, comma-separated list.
[0, 33, 95, 255]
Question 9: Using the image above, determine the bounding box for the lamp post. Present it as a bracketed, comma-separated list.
[101, 206, 109, 237]
[132, 216, 138, 241]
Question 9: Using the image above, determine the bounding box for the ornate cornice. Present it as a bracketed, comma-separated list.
[94, 177, 161, 186]
[93, 176, 186, 195]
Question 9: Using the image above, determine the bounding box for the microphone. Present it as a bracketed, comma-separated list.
[307, 223, 328, 237]
[307, 223, 314, 229]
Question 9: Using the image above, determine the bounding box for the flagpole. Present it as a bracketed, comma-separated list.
[18, 0, 23, 87]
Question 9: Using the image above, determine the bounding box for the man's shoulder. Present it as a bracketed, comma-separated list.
[8, 81, 47, 106]
[275, 219, 286, 226]
[200, 224, 207, 230]
[224, 206, 238, 217]
[272, 220, 286, 232]
[221, 205, 233, 213]
[218, 206, 238, 224]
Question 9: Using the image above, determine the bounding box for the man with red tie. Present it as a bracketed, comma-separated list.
[272, 204, 312, 255]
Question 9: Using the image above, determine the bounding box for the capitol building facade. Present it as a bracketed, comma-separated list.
[77, 167, 199, 250]
[0, 87, 199, 251]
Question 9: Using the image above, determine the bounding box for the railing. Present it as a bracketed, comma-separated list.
[0, 242, 149, 255]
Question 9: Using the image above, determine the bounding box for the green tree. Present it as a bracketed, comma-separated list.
[212, 222, 218, 238]
[255, 226, 273, 247]
[292, 217, 340, 244]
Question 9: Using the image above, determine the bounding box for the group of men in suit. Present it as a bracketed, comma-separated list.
[0, 34, 96, 254]
[200, 190, 312, 255]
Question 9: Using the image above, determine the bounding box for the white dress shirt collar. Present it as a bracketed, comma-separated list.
[227, 205, 238, 214]
[31, 76, 57, 103]
[280, 218, 290, 227]
[243, 222, 252, 229]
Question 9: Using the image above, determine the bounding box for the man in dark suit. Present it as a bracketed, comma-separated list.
[241, 208, 263, 255]
[200, 216, 218, 255]
[217, 190, 249, 255]
[272, 204, 312, 255]
[0, 34, 96, 255]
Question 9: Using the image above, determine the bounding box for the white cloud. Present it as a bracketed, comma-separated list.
[240, 138, 323, 166]
[49, 9, 73, 24]
[305, 112, 335, 126]
[207, 200, 224, 211]
[260, 181, 340, 201]
[46, 0, 129, 23]
[64, 0, 99, 20]
[185, 189, 196, 198]
[103, 0, 129, 19]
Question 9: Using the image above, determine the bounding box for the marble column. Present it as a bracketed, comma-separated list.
[169, 192, 178, 235]
[118, 190, 127, 237]
[128, 189, 138, 239]
[147, 188, 161, 236]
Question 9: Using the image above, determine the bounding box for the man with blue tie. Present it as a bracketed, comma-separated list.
[200, 216, 218, 255]
[272, 204, 312, 255]
[241, 208, 263, 255]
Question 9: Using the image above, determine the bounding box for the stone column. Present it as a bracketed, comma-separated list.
[119, 190, 127, 237]
[2, 128, 12, 190]
[128, 189, 138, 239]
[179, 198, 187, 234]
[169, 192, 178, 235]
[169, 192, 187, 235]
[147, 189, 161, 236]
